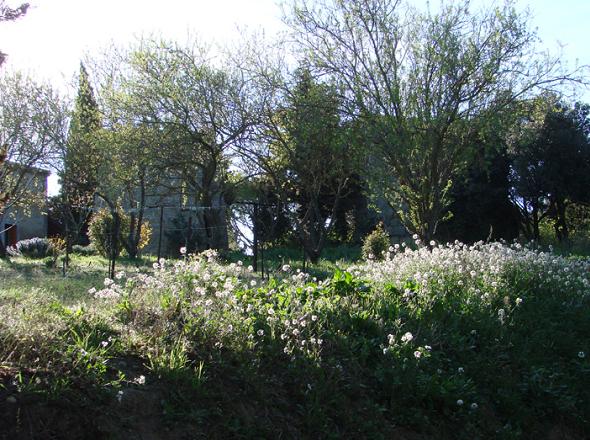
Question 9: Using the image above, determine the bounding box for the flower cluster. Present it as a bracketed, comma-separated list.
[351, 240, 589, 312]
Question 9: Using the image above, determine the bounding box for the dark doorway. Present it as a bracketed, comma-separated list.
[4, 224, 17, 247]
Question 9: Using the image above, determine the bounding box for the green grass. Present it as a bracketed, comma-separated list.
[226, 244, 362, 279]
[0, 254, 156, 305]
[1, 243, 589, 439]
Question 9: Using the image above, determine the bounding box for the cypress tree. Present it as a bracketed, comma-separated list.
[60, 63, 102, 248]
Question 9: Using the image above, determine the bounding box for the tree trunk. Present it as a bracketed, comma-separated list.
[110, 209, 120, 279]
[126, 213, 139, 259]
[125, 174, 146, 259]
[532, 203, 540, 240]
[554, 199, 569, 242]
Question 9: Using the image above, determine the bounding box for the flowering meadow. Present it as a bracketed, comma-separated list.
[1, 241, 589, 439]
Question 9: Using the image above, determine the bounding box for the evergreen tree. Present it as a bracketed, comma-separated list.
[509, 99, 590, 241]
[437, 147, 520, 243]
[59, 63, 102, 248]
[264, 68, 356, 262]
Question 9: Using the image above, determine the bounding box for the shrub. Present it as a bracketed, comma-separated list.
[8, 237, 53, 259]
[135, 220, 152, 252]
[72, 243, 97, 256]
[88, 208, 151, 258]
[47, 237, 66, 267]
[362, 223, 390, 261]
[88, 208, 128, 259]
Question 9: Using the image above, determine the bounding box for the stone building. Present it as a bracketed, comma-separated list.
[0, 164, 49, 248]
[106, 175, 229, 257]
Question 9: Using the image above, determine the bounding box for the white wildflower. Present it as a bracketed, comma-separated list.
[401, 332, 413, 343]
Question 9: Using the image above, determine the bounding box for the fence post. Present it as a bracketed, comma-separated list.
[302, 245, 306, 272]
[157, 205, 164, 262]
[252, 202, 258, 272]
[186, 215, 192, 253]
[260, 239, 265, 279]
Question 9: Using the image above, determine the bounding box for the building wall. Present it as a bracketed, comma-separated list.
[139, 192, 228, 256]
[99, 176, 229, 257]
[374, 197, 410, 242]
[0, 168, 49, 246]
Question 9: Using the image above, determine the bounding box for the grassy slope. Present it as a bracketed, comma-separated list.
[1, 245, 589, 440]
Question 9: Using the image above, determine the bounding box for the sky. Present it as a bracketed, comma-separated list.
[1, 0, 589, 194]
[0, 0, 284, 88]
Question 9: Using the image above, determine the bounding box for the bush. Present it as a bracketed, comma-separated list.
[362, 223, 390, 261]
[88, 209, 124, 258]
[7, 237, 53, 259]
[88, 208, 151, 258]
[135, 221, 152, 252]
[72, 243, 97, 256]
[47, 237, 66, 267]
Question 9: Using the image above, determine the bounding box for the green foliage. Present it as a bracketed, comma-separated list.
[72, 243, 97, 256]
[362, 223, 390, 261]
[0, 73, 65, 219]
[264, 67, 358, 262]
[146, 337, 206, 390]
[509, 98, 590, 241]
[287, 0, 580, 243]
[164, 213, 202, 256]
[88, 208, 151, 259]
[117, 38, 252, 251]
[88, 208, 126, 258]
[1, 243, 590, 437]
[438, 146, 520, 243]
[8, 237, 53, 259]
[61, 63, 102, 206]
[47, 237, 66, 268]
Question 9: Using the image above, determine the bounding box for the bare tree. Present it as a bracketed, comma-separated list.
[117, 38, 259, 251]
[0, 72, 67, 256]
